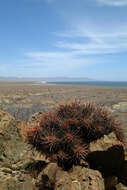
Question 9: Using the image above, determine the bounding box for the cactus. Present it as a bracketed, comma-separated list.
[23, 101, 125, 169]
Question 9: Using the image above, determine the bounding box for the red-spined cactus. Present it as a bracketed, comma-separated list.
[23, 101, 125, 169]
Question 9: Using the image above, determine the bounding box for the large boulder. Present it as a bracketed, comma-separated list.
[0, 110, 37, 189]
[69, 166, 104, 190]
[35, 162, 104, 190]
[0, 110, 22, 163]
[88, 132, 125, 176]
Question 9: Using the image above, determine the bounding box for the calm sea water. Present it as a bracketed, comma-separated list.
[47, 81, 127, 87]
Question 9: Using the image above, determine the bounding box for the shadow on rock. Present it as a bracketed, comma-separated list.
[87, 145, 124, 177]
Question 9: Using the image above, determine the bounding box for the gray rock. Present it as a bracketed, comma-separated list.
[36, 163, 104, 190]
[69, 166, 105, 190]
[116, 183, 127, 190]
[55, 166, 105, 190]
[112, 102, 127, 113]
[0, 110, 38, 189]
[88, 132, 125, 176]
[0, 171, 37, 190]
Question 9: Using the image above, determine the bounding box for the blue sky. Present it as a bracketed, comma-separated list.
[0, 0, 127, 81]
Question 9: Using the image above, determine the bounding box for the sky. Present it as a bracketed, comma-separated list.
[0, 0, 127, 81]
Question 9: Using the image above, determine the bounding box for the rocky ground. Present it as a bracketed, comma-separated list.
[0, 110, 127, 190]
[0, 82, 127, 125]
[0, 82, 127, 190]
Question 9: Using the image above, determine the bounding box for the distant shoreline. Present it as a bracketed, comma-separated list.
[45, 81, 127, 87]
[0, 80, 127, 87]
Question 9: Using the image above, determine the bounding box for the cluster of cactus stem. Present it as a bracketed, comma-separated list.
[24, 101, 124, 169]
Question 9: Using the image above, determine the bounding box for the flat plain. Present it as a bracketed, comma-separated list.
[0, 82, 127, 128]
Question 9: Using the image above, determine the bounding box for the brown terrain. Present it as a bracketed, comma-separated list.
[0, 81, 127, 125]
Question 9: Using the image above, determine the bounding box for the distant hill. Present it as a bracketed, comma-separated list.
[0, 77, 94, 82]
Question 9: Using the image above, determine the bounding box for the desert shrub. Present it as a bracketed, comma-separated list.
[23, 101, 125, 169]
[0, 103, 47, 122]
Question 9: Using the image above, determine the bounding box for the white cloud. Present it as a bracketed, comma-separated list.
[96, 0, 127, 6]
[25, 50, 101, 77]
[55, 30, 127, 55]
[26, 51, 97, 65]
[25, 28, 127, 76]
[27, 52, 73, 59]
[25, 1, 127, 77]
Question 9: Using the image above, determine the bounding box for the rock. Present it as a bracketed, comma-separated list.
[55, 167, 105, 190]
[35, 163, 104, 190]
[104, 106, 114, 113]
[112, 102, 127, 113]
[69, 166, 104, 190]
[40, 163, 59, 183]
[0, 110, 44, 165]
[0, 167, 12, 174]
[0, 110, 22, 164]
[55, 168, 73, 190]
[27, 112, 43, 128]
[89, 132, 124, 152]
[0, 110, 39, 189]
[119, 160, 127, 186]
[36, 162, 62, 189]
[116, 183, 127, 190]
[88, 132, 125, 176]
[0, 171, 37, 190]
[104, 176, 118, 190]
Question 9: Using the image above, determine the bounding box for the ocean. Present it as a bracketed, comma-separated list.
[46, 81, 127, 87]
